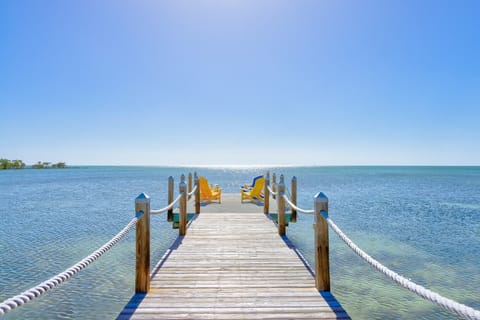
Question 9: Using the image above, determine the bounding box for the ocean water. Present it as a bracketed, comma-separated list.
[0, 166, 479, 319]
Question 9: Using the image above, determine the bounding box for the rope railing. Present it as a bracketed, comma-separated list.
[150, 193, 183, 215]
[187, 184, 197, 198]
[285, 186, 292, 200]
[320, 210, 480, 320]
[0, 212, 142, 317]
[283, 187, 292, 210]
[282, 194, 314, 214]
[276, 182, 480, 320]
[1, 174, 198, 317]
[150, 183, 197, 215]
[267, 185, 277, 196]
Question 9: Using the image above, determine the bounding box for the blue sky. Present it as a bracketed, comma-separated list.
[1, 0, 479, 166]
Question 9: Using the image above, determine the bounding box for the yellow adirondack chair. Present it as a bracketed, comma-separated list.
[199, 176, 221, 203]
[241, 176, 265, 203]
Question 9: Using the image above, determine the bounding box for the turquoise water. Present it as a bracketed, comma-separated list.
[0, 166, 479, 319]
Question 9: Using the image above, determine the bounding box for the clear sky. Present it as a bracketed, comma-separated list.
[1, 0, 479, 166]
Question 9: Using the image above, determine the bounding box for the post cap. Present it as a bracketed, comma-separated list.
[292, 176, 297, 181]
[179, 179, 187, 189]
[314, 192, 328, 203]
[135, 192, 150, 204]
[180, 174, 185, 182]
[168, 176, 173, 180]
[279, 174, 285, 183]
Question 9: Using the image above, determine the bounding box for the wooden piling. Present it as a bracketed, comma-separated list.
[167, 176, 174, 222]
[264, 172, 270, 214]
[135, 193, 150, 293]
[272, 173, 277, 199]
[314, 192, 330, 291]
[277, 175, 286, 235]
[179, 176, 187, 236]
[188, 173, 192, 200]
[194, 175, 200, 214]
[291, 176, 297, 222]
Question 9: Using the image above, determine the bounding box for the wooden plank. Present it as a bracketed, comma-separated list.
[118, 193, 350, 319]
[118, 312, 351, 320]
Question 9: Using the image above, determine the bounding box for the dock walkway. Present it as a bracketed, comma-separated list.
[118, 193, 350, 319]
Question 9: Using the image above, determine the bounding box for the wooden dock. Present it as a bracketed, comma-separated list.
[118, 193, 350, 319]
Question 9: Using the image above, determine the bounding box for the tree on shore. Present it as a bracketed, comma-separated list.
[0, 159, 25, 169]
[32, 161, 45, 169]
[1, 159, 66, 169]
[12, 160, 25, 168]
[51, 162, 66, 168]
[32, 161, 67, 169]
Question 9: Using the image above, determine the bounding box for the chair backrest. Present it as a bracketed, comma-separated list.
[249, 175, 263, 188]
[199, 176, 212, 197]
[250, 176, 265, 196]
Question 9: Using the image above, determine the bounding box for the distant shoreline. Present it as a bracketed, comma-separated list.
[0, 166, 68, 170]
[56, 164, 480, 168]
[0, 159, 66, 170]
[2, 164, 480, 171]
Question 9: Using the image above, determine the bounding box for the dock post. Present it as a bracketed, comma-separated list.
[179, 175, 187, 236]
[135, 193, 150, 293]
[314, 192, 330, 291]
[272, 173, 277, 199]
[194, 174, 200, 214]
[264, 172, 270, 214]
[188, 173, 192, 200]
[167, 176, 174, 222]
[277, 175, 286, 235]
[291, 176, 297, 222]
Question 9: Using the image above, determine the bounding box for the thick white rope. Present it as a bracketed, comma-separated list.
[321, 211, 480, 320]
[187, 184, 197, 197]
[150, 194, 182, 215]
[0, 213, 141, 316]
[267, 185, 277, 196]
[285, 187, 292, 200]
[282, 194, 314, 214]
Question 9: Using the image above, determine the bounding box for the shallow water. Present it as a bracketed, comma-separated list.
[0, 166, 478, 319]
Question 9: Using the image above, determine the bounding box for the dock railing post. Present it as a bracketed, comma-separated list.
[314, 192, 330, 291]
[179, 175, 187, 236]
[167, 176, 174, 222]
[194, 174, 200, 214]
[272, 173, 277, 199]
[135, 193, 150, 293]
[277, 174, 286, 235]
[188, 173, 192, 200]
[264, 172, 270, 214]
[291, 176, 297, 222]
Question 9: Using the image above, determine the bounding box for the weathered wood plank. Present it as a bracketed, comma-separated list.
[118, 312, 351, 320]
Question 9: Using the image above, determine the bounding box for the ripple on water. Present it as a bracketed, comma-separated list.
[1, 166, 479, 319]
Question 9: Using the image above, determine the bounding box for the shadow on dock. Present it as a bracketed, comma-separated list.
[118, 293, 145, 320]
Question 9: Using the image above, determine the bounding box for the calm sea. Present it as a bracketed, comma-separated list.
[0, 166, 479, 319]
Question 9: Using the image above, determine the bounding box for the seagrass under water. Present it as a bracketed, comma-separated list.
[0, 166, 479, 319]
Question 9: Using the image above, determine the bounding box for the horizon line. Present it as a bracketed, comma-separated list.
[47, 164, 480, 168]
